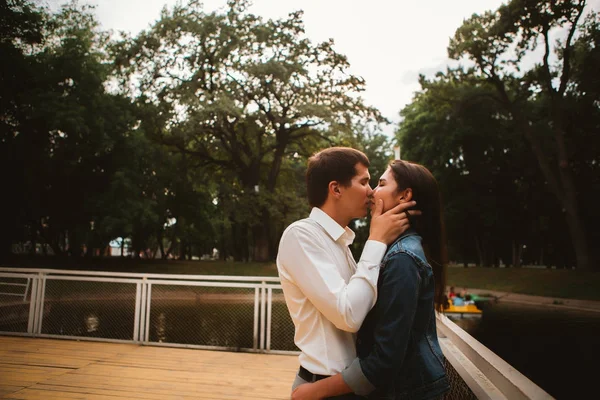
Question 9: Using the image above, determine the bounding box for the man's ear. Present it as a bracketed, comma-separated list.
[397, 188, 413, 203]
[328, 181, 342, 199]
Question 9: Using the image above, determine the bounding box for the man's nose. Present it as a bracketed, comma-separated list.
[367, 185, 374, 196]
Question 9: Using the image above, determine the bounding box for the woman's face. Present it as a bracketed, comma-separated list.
[373, 167, 403, 213]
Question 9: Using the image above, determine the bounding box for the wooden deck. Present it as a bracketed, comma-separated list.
[0, 336, 299, 399]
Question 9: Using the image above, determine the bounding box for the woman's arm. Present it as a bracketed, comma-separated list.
[292, 253, 421, 399]
[342, 253, 421, 395]
[291, 375, 352, 400]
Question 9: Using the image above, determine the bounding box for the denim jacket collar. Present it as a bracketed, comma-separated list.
[388, 228, 419, 250]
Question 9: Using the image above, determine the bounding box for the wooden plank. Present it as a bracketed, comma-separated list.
[6, 385, 200, 400]
[76, 363, 295, 382]
[0, 337, 137, 360]
[0, 364, 72, 375]
[0, 336, 298, 399]
[0, 351, 93, 369]
[0, 385, 24, 397]
[16, 384, 289, 400]
[42, 372, 290, 399]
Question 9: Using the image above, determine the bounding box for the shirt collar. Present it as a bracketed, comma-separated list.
[309, 207, 356, 246]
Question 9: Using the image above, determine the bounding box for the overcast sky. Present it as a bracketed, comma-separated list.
[49, 0, 599, 138]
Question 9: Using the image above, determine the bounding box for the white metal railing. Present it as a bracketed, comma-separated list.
[0, 267, 553, 399]
[0, 277, 30, 301]
[436, 313, 553, 399]
[0, 267, 293, 354]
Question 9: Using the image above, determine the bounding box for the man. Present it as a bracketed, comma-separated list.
[277, 147, 417, 396]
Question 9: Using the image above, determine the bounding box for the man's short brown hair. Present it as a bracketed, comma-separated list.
[306, 147, 370, 208]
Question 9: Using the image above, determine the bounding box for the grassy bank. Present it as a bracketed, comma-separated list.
[0, 255, 279, 276]
[447, 266, 600, 301]
[2, 256, 599, 301]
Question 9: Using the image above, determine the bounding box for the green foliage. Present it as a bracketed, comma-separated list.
[112, 0, 386, 260]
[400, 0, 599, 269]
[2, 0, 390, 263]
[8, 0, 596, 271]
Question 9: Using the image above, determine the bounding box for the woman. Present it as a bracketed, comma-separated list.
[292, 160, 450, 400]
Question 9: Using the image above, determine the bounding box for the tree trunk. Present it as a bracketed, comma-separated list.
[512, 240, 522, 268]
[252, 224, 270, 262]
[563, 203, 589, 269]
[69, 231, 81, 257]
[179, 239, 187, 260]
[158, 232, 166, 259]
[219, 218, 227, 261]
[0, 228, 12, 259]
[30, 237, 36, 255]
[267, 142, 287, 192]
[165, 227, 178, 259]
[475, 235, 484, 267]
[489, 72, 592, 269]
[232, 221, 249, 262]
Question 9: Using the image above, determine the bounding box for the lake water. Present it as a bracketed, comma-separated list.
[451, 302, 600, 399]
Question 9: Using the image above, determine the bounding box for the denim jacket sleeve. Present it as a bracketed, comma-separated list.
[342, 252, 421, 395]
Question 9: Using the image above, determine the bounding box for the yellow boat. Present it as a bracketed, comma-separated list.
[443, 303, 482, 318]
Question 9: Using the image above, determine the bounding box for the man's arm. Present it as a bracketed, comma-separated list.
[278, 224, 385, 332]
[289, 254, 421, 400]
[278, 200, 418, 332]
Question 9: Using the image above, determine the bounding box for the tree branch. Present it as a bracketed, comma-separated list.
[558, 2, 586, 96]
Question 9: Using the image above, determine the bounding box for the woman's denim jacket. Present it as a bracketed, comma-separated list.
[341, 230, 450, 399]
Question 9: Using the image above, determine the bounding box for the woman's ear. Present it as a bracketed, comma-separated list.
[397, 188, 413, 203]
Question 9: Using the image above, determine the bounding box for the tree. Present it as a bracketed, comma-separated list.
[0, 0, 47, 256]
[113, 0, 385, 260]
[397, 70, 547, 268]
[448, 0, 598, 269]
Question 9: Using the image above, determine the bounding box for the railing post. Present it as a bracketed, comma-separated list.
[36, 274, 47, 335]
[266, 287, 272, 352]
[23, 278, 31, 302]
[26, 276, 39, 334]
[144, 282, 152, 343]
[259, 282, 266, 351]
[253, 286, 259, 350]
[138, 277, 148, 342]
[31, 273, 46, 335]
[133, 282, 142, 342]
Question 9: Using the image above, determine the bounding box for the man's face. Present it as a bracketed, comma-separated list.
[339, 163, 373, 220]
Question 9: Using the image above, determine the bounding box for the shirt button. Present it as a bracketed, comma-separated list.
[357, 339, 362, 345]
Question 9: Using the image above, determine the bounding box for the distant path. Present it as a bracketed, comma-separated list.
[466, 288, 600, 313]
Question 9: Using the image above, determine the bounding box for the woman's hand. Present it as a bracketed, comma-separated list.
[291, 383, 322, 400]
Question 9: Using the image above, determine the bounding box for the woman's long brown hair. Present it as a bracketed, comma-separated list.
[389, 160, 447, 312]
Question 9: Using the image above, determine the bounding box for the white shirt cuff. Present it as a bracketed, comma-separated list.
[359, 240, 387, 268]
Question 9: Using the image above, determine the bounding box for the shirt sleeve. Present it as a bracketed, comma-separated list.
[341, 253, 421, 394]
[277, 224, 386, 333]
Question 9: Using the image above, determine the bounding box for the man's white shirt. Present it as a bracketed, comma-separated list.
[276, 207, 386, 375]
